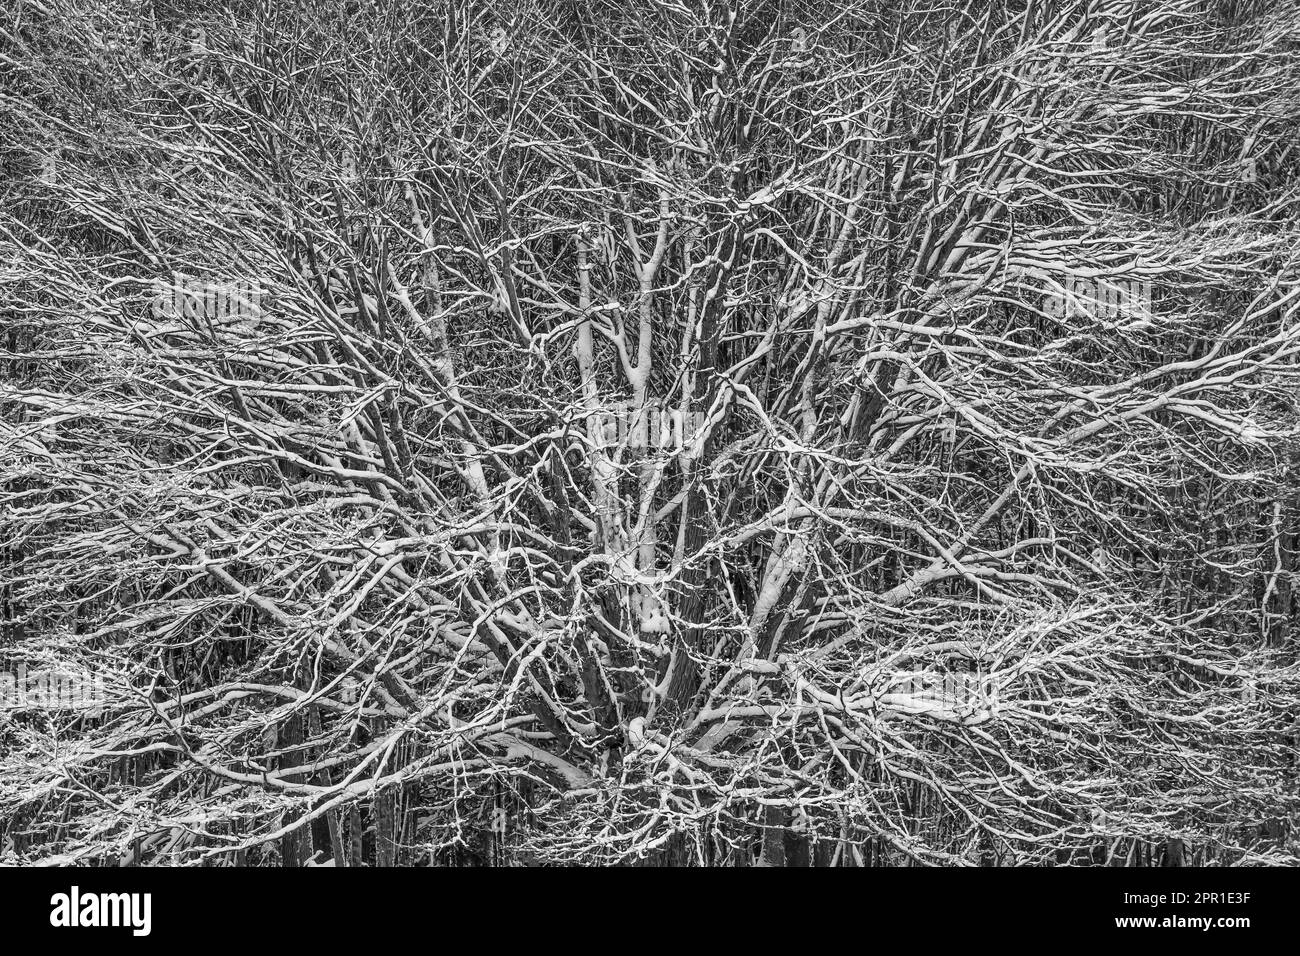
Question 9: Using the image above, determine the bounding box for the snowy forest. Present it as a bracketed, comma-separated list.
[2, 0, 1299, 866]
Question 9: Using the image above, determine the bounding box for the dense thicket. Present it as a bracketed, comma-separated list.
[2, 0, 1298, 865]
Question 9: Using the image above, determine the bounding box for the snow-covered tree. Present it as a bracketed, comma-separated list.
[2, 0, 1299, 866]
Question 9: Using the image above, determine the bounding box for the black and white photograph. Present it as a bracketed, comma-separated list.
[0, 0, 1296, 923]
